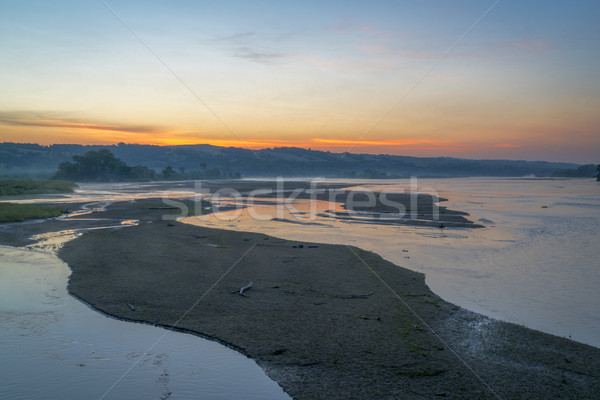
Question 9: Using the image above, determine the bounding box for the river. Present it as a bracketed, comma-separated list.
[2, 177, 598, 399]
[0, 204, 291, 399]
[183, 177, 600, 348]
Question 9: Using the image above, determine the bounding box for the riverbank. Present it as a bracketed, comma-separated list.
[55, 199, 600, 399]
[0, 202, 65, 223]
[0, 179, 77, 197]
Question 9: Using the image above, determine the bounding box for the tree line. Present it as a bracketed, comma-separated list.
[551, 164, 598, 178]
[53, 149, 240, 182]
[1, 142, 595, 179]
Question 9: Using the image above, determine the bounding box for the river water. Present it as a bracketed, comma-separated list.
[0, 204, 291, 399]
[2, 177, 598, 399]
[182, 177, 600, 348]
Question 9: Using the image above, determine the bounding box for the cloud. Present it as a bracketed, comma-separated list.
[0, 112, 162, 135]
[215, 32, 256, 42]
[233, 47, 290, 64]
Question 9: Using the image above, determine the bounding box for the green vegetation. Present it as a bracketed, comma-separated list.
[54, 149, 157, 182]
[0, 179, 77, 196]
[597, 164, 600, 181]
[0, 202, 64, 223]
[53, 149, 240, 182]
[159, 164, 240, 180]
[0, 142, 580, 179]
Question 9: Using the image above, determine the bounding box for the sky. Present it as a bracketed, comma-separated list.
[0, 0, 599, 163]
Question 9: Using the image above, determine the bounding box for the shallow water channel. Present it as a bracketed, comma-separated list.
[2, 177, 598, 399]
[0, 238, 290, 399]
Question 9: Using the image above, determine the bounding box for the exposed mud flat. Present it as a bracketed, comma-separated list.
[56, 200, 600, 400]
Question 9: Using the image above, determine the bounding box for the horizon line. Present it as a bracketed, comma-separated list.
[1, 141, 587, 165]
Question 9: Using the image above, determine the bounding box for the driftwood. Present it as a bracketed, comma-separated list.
[298, 361, 320, 367]
[230, 281, 253, 297]
[338, 291, 374, 299]
[160, 391, 172, 400]
[127, 303, 135, 311]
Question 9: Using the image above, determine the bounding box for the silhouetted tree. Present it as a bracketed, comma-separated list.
[130, 165, 157, 181]
[161, 165, 184, 180]
[54, 149, 156, 182]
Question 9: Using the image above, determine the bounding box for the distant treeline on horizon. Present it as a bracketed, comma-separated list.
[0, 142, 596, 181]
[52, 148, 238, 182]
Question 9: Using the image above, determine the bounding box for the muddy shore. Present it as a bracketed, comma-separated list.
[48, 199, 600, 400]
[1, 182, 599, 399]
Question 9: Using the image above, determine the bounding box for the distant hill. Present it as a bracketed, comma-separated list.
[0, 142, 581, 179]
[551, 164, 598, 178]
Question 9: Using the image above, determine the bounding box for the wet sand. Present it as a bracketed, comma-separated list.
[2, 183, 599, 399]
[50, 199, 600, 400]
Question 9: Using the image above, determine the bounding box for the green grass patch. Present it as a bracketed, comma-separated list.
[0, 179, 78, 196]
[0, 202, 65, 223]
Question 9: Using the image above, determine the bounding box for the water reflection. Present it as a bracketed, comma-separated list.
[4, 177, 599, 353]
[181, 178, 600, 348]
[0, 245, 291, 400]
[1, 198, 291, 400]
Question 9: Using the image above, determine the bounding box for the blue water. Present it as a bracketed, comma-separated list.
[3, 177, 597, 400]
[185, 177, 600, 347]
[0, 245, 290, 399]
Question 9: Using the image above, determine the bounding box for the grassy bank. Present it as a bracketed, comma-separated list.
[0, 202, 64, 223]
[0, 179, 78, 197]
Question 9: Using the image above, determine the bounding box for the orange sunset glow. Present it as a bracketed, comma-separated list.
[1, 4, 600, 399]
[0, 1, 598, 163]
